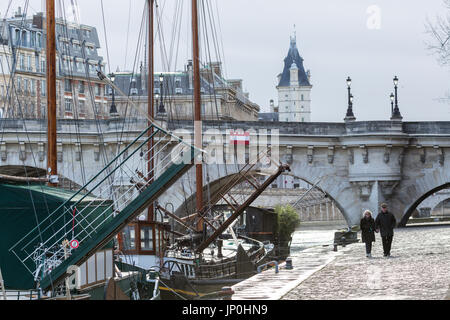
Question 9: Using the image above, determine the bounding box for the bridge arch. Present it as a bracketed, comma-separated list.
[400, 182, 450, 226]
[430, 197, 450, 215]
[170, 168, 349, 225]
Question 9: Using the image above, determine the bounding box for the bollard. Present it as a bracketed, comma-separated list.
[285, 257, 293, 270]
[221, 286, 233, 300]
[217, 239, 223, 258]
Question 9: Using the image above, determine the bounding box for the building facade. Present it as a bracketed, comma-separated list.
[109, 60, 260, 121]
[0, 8, 107, 120]
[275, 35, 312, 122]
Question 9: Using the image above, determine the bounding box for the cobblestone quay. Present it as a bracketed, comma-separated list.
[282, 225, 450, 300]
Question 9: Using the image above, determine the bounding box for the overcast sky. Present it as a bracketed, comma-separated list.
[2, 0, 449, 121]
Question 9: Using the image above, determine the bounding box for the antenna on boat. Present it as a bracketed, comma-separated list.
[46, 0, 58, 186]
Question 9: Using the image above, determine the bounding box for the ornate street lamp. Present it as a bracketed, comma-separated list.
[345, 76, 356, 121]
[108, 72, 118, 116]
[391, 76, 402, 120]
[157, 73, 166, 114]
[390, 93, 395, 117]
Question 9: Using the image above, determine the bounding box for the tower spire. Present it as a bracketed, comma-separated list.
[290, 24, 297, 47]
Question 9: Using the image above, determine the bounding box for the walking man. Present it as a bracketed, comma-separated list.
[375, 203, 396, 257]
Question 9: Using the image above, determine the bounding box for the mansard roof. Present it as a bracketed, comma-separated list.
[278, 36, 310, 87]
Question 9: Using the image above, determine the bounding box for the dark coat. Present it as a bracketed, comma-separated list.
[360, 217, 376, 243]
[375, 211, 396, 237]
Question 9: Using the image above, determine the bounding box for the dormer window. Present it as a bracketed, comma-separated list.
[37, 33, 42, 47]
[175, 77, 181, 87]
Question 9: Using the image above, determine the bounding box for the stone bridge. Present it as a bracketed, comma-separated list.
[1, 118, 449, 227]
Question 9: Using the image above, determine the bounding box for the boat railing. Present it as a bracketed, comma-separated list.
[3, 290, 42, 300]
[196, 259, 237, 279]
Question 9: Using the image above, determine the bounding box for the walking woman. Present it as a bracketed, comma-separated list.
[360, 210, 376, 258]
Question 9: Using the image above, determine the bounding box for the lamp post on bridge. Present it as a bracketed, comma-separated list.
[156, 73, 166, 117]
[390, 92, 394, 117]
[391, 76, 403, 121]
[344, 76, 356, 121]
[108, 73, 118, 117]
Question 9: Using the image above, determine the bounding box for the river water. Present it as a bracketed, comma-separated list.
[289, 221, 348, 254]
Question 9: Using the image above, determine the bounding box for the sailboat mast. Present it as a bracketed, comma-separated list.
[192, 0, 204, 227]
[147, 0, 154, 220]
[46, 0, 57, 186]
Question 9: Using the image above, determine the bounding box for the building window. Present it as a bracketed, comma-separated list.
[14, 29, 20, 45]
[37, 33, 42, 47]
[16, 77, 21, 91]
[27, 55, 32, 71]
[30, 102, 35, 117]
[175, 87, 182, 94]
[35, 55, 40, 72]
[140, 226, 154, 251]
[41, 80, 46, 96]
[78, 100, 85, 113]
[41, 59, 46, 72]
[301, 94, 304, 101]
[65, 79, 72, 92]
[31, 79, 36, 95]
[302, 117, 305, 122]
[20, 54, 25, 70]
[21, 31, 27, 46]
[79, 81, 85, 93]
[30, 32, 36, 47]
[95, 84, 101, 96]
[75, 60, 84, 72]
[23, 78, 29, 94]
[40, 104, 46, 118]
[65, 98, 73, 111]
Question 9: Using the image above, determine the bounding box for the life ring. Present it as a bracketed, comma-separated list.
[70, 239, 79, 249]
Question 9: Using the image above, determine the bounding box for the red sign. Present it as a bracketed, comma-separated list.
[229, 131, 250, 145]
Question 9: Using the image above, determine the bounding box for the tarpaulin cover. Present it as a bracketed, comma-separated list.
[0, 183, 113, 290]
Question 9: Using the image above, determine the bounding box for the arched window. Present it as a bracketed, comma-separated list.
[14, 29, 20, 45]
[37, 33, 42, 47]
[22, 30, 27, 46]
